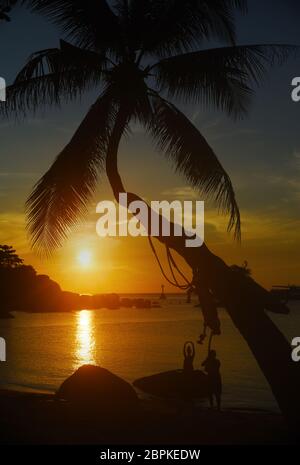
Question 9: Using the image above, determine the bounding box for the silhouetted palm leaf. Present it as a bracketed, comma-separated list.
[0, 0, 17, 22]
[26, 90, 116, 254]
[147, 93, 241, 239]
[153, 44, 297, 117]
[125, 0, 248, 56]
[22, 0, 121, 51]
[2, 40, 106, 116]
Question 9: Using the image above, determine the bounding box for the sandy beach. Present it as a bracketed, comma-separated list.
[0, 389, 293, 445]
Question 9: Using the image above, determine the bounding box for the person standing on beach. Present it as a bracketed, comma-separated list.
[183, 342, 195, 373]
[202, 350, 222, 410]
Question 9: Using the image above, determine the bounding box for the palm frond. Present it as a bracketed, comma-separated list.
[0, 0, 17, 22]
[227, 0, 248, 13]
[2, 40, 105, 117]
[126, 0, 248, 56]
[26, 90, 116, 254]
[146, 93, 241, 239]
[22, 0, 122, 52]
[152, 44, 297, 117]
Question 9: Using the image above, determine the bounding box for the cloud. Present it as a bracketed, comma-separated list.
[161, 186, 199, 199]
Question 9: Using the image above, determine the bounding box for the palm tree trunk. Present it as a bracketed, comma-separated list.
[106, 108, 300, 430]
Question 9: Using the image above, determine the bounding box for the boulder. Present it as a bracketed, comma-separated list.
[56, 365, 138, 412]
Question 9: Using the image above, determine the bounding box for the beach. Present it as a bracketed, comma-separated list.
[0, 389, 292, 445]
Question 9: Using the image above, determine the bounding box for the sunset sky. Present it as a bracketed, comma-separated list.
[0, 1, 300, 294]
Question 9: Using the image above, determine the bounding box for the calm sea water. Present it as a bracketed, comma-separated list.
[1, 295, 299, 412]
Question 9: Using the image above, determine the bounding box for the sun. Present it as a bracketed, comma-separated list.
[77, 250, 92, 268]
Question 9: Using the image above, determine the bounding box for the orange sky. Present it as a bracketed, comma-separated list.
[1, 123, 300, 295]
[1, 190, 299, 294]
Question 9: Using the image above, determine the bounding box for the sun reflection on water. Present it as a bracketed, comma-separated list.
[74, 310, 96, 368]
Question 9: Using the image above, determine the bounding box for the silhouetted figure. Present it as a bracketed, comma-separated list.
[202, 350, 222, 410]
[183, 341, 195, 373]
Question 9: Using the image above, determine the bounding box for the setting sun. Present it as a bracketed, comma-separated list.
[77, 250, 92, 268]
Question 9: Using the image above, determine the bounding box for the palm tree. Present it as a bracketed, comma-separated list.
[2, 0, 300, 428]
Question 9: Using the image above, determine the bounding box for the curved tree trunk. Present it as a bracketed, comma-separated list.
[106, 107, 300, 431]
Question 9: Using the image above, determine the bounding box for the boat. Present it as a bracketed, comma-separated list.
[133, 369, 210, 400]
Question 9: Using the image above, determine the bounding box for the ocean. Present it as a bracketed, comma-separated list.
[1, 295, 299, 412]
